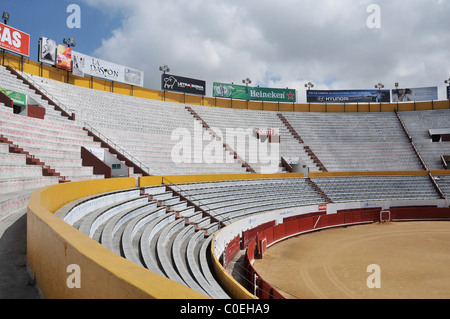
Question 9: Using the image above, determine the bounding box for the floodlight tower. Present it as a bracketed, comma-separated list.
[160, 65, 171, 100]
[445, 78, 450, 100]
[63, 38, 76, 48]
[242, 77, 251, 93]
[375, 82, 384, 90]
[305, 82, 314, 90]
[2, 11, 9, 24]
[159, 65, 170, 74]
[1, 12, 10, 66]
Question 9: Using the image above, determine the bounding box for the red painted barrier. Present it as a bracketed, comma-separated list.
[241, 220, 275, 249]
[235, 206, 450, 299]
[224, 234, 240, 267]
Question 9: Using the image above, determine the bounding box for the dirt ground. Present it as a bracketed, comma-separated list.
[252, 221, 450, 299]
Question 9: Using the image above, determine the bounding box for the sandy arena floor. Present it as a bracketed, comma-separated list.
[252, 221, 450, 299]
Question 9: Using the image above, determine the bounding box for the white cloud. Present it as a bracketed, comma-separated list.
[83, 0, 450, 101]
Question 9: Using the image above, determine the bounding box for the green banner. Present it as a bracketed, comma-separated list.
[213, 82, 296, 103]
[0, 87, 27, 106]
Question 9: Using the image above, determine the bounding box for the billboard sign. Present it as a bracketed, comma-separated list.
[38, 37, 57, 66]
[306, 89, 391, 103]
[161, 74, 206, 95]
[213, 82, 296, 103]
[0, 87, 27, 106]
[56, 44, 72, 71]
[392, 86, 438, 102]
[72, 51, 144, 87]
[0, 22, 30, 57]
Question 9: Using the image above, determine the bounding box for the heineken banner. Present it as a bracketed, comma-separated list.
[307, 89, 391, 103]
[162, 74, 206, 95]
[392, 86, 438, 102]
[213, 82, 296, 103]
[0, 87, 27, 106]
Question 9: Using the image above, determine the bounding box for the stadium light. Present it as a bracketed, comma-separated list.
[305, 82, 314, 90]
[375, 83, 384, 90]
[159, 65, 170, 74]
[445, 78, 450, 84]
[395, 82, 399, 89]
[2, 11, 9, 24]
[243, 78, 251, 93]
[63, 37, 76, 48]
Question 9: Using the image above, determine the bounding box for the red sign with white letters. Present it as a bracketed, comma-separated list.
[0, 22, 30, 57]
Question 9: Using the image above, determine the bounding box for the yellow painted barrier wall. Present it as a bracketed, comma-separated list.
[139, 173, 304, 187]
[3, 52, 449, 114]
[27, 178, 209, 299]
[309, 170, 430, 178]
[210, 241, 256, 300]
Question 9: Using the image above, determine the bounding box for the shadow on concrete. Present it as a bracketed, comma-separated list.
[0, 209, 42, 299]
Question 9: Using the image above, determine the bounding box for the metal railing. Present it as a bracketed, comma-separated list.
[84, 122, 153, 176]
[161, 176, 225, 225]
[15, 70, 75, 117]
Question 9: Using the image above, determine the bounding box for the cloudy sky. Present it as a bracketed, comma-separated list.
[3, 0, 450, 101]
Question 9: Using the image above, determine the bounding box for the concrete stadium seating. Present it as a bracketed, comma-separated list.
[54, 185, 231, 299]
[311, 175, 440, 202]
[22, 73, 250, 176]
[281, 111, 424, 172]
[398, 109, 450, 170]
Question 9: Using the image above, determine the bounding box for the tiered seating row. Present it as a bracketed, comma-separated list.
[55, 187, 230, 299]
[189, 105, 321, 173]
[0, 106, 104, 182]
[281, 112, 424, 172]
[398, 110, 450, 170]
[311, 175, 440, 202]
[24, 73, 249, 176]
[436, 176, 450, 199]
[0, 141, 60, 216]
[173, 179, 327, 224]
[0, 66, 68, 121]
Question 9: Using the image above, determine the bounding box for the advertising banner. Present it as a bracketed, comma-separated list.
[56, 44, 72, 71]
[72, 51, 144, 87]
[447, 86, 450, 100]
[161, 74, 206, 95]
[0, 22, 30, 57]
[392, 86, 438, 102]
[213, 82, 296, 103]
[0, 87, 27, 106]
[38, 37, 57, 66]
[306, 89, 391, 103]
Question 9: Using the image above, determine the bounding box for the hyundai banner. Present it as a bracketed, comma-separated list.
[72, 51, 144, 87]
[307, 89, 391, 103]
[162, 74, 206, 95]
[0, 22, 30, 57]
[213, 82, 296, 103]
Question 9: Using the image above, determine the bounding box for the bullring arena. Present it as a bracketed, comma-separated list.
[252, 221, 450, 299]
[1, 47, 450, 303]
